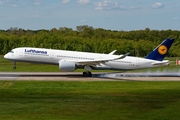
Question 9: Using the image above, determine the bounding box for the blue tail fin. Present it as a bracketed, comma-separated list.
[145, 38, 174, 61]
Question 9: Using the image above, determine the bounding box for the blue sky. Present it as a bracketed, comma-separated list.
[0, 0, 180, 31]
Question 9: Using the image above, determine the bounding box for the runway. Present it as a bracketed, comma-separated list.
[0, 72, 180, 81]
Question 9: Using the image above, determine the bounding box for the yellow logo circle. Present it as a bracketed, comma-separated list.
[158, 45, 167, 55]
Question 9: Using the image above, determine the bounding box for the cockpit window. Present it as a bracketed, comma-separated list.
[9, 51, 14, 53]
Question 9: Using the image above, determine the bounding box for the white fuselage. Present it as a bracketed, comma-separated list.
[4, 47, 169, 71]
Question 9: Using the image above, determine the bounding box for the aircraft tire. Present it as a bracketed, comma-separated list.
[88, 72, 92, 77]
[13, 66, 17, 69]
[83, 72, 92, 77]
[83, 72, 88, 77]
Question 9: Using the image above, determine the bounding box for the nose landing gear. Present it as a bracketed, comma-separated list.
[13, 62, 16, 69]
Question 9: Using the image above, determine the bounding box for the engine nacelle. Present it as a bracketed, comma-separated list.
[59, 60, 76, 72]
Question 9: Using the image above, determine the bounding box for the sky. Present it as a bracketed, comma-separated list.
[0, 0, 180, 31]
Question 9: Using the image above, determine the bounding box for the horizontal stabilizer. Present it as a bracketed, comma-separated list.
[152, 60, 169, 65]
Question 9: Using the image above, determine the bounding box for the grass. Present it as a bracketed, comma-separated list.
[0, 81, 180, 120]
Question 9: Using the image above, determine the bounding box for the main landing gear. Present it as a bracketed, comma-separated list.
[83, 71, 92, 77]
[83, 65, 92, 77]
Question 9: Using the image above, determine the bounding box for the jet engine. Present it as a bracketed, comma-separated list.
[59, 60, 76, 72]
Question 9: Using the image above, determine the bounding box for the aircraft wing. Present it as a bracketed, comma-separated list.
[68, 52, 130, 66]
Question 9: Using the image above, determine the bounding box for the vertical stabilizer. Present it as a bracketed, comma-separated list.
[145, 38, 174, 61]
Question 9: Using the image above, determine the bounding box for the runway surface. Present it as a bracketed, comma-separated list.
[0, 72, 180, 81]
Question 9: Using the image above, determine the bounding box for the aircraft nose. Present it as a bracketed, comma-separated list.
[4, 54, 8, 59]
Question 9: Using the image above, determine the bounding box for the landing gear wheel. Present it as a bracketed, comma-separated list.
[13, 62, 16, 69]
[88, 72, 92, 77]
[83, 71, 92, 77]
[83, 72, 88, 77]
[13, 66, 17, 69]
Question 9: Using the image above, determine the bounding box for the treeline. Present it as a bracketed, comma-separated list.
[0, 25, 180, 57]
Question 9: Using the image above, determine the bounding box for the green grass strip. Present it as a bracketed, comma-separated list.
[0, 81, 180, 120]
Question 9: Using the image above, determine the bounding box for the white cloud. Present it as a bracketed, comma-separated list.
[129, 6, 139, 10]
[80, 19, 87, 22]
[62, 0, 70, 4]
[174, 17, 179, 20]
[0, 15, 3, 18]
[152, 2, 164, 9]
[27, 11, 42, 18]
[0, 1, 3, 9]
[28, 0, 41, 5]
[94, 0, 118, 10]
[172, 5, 180, 9]
[94, 0, 139, 11]
[34, 1, 41, 5]
[33, 0, 41, 5]
[11, 4, 18, 7]
[0, 1, 3, 5]
[5, 0, 18, 7]
[6, 0, 13, 2]
[77, 0, 90, 5]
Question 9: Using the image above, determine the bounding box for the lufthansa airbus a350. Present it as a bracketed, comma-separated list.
[4, 38, 174, 77]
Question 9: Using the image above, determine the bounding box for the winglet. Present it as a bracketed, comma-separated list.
[145, 38, 174, 61]
[109, 50, 117, 55]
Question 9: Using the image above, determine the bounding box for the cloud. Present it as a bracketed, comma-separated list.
[94, 0, 118, 10]
[77, 0, 90, 5]
[0, 15, 2, 18]
[152, 2, 164, 9]
[27, 11, 42, 19]
[172, 5, 180, 9]
[32, 0, 41, 5]
[174, 17, 179, 20]
[94, 0, 139, 10]
[11, 4, 18, 7]
[5, 0, 19, 7]
[0, 1, 3, 5]
[80, 19, 87, 23]
[34, 1, 41, 5]
[28, 0, 41, 5]
[0, 1, 3, 9]
[62, 0, 70, 4]
[129, 6, 139, 10]
[6, 0, 13, 2]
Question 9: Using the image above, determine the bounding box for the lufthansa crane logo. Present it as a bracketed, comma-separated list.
[158, 45, 168, 55]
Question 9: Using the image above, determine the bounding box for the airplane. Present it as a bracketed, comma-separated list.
[4, 38, 174, 77]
